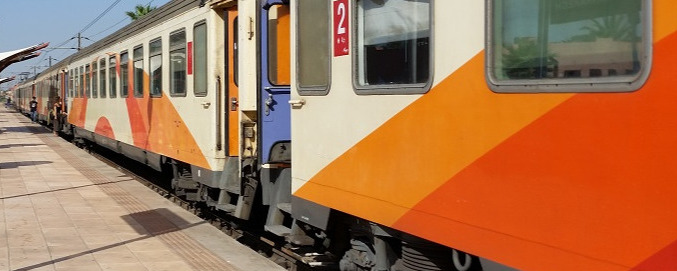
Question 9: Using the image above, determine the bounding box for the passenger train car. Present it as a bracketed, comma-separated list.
[13, 0, 677, 270]
[15, 0, 300, 260]
[290, 0, 677, 270]
[15, 0, 275, 222]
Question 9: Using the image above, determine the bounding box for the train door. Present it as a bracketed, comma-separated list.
[260, 0, 294, 237]
[260, 1, 291, 164]
[225, 8, 239, 157]
[62, 70, 68, 113]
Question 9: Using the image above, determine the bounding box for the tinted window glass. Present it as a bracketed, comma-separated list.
[99, 59, 106, 98]
[92, 62, 98, 98]
[133, 46, 144, 97]
[194, 23, 207, 96]
[170, 30, 187, 96]
[149, 39, 162, 97]
[85, 64, 90, 98]
[489, 0, 647, 92]
[268, 5, 291, 85]
[356, 0, 430, 87]
[109, 56, 117, 98]
[297, 0, 329, 91]
[120, 52, 129, 97]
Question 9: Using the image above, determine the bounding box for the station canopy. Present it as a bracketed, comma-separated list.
[0, 76, 15, 85]
[0, 42, 49, 73]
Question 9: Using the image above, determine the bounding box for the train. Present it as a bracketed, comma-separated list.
[13, 0, 677, 270]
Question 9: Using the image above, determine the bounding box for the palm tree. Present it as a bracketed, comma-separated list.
[501, 38, 558, 79]
[580, 15, 636, 42]
[126, 4, 157, 21]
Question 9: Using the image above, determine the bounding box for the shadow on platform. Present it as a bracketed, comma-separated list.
[0, 126, 49, 134]
[0, 143, 45, 149]
[0, 160, 51, 169]
[13, 208, 204, 271]
[0, 178, 135, 200]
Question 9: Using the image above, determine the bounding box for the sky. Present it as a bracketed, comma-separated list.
[0, 0, 171, 90]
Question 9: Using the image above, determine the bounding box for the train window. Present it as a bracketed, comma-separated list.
[92, 61, 98, 98]
[109, 56, 117, 98]
[85, 64, 91, 98]
[149, 38, 163, 98]
[81, 66, 85, 98]
[194, 22, 208, 96]
[268, 5, 291, 86]
[170, 29, 187, 96]
[133, 45, 144, 97]
[297, 0, 330, 94]
[120, 51, 129, 97]
[100, 59, 107, 98]
[75, 68, 80, 98]
[354, 0, 432, 94]
[233, 17, 239, 87]
[69, 69, 74, 99]
[487, 0, 650, 92]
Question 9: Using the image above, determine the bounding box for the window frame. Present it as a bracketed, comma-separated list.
[92, 61, 98, 98]
[109, 56, 117, 98]
[485, 0, 652, 93]
[233, 16, 239, 87]
[85, 64, 91, 98]
[267, 4, 291, 86]
[99, 58, 107, 98]
[193, 21, 208, 97]
[120, 51, 129, 98]
[69, 69, 74, 99]
[149, 37, 163, 98]
[351, 0, 434, 95]
[296, 0, 332, 96]
[76, 67, 81, 98]
[169, 28, 187, 97]
[133, 45, 144, 98]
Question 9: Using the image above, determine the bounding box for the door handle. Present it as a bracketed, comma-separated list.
[231, 97, 238, 111]
[264, 94, 273, 116]
[289, 99, 305, 109]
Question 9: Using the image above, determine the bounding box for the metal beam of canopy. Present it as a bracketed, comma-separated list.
[0, 42, 49, 73]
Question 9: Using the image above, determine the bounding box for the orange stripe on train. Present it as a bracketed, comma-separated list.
[394, 30, 677, 271]
[296, 1, 677, 270]
[68, 98, 87, 127]
[124, 71, 210, 169]
[294, 51, 573, 226]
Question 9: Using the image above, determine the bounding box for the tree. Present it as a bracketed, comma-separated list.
[126, 4, 157, 21]
[501, 38, 558, 79]
[580, 15, 636, 42]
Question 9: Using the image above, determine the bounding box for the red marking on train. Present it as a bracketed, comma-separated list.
[631, 240, 677, 271]
[187, 42, 193, 75]
[94, 117, 115, 139]
[333, 0, 349, 56]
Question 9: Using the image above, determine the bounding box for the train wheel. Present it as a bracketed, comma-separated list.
[452, 249, 481, 271]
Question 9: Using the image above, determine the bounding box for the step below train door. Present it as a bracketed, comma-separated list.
[260, 0, 294, 238]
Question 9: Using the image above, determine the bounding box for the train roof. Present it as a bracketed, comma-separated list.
[40, 0, 201, 76]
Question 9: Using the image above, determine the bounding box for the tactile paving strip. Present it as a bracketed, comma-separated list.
[33, 129, 236, 271]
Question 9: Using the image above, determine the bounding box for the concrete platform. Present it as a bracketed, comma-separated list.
[0, 108, 285, 271]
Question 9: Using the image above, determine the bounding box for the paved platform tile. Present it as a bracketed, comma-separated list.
[0, 109, 283, 271]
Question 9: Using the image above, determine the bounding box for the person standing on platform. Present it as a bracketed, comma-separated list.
[53, 96, 62, 135]
[29, 97, 38, 122]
